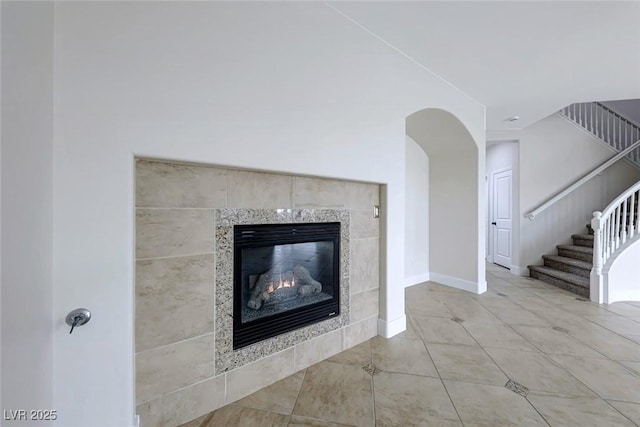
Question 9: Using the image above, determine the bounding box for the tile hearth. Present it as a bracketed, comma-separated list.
[179, 264, 640, 427]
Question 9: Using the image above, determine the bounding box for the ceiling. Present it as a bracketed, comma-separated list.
[329, 1, 640, 131]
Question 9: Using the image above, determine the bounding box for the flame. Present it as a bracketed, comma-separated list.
[266, 278, 297, 294]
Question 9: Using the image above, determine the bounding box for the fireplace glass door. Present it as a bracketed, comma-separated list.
[233, 222, 340, 349]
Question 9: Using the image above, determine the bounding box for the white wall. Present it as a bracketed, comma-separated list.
[603, 99, 640, 125]
[404, 136, 429, 285]
[486, 142, 520, 272]
[406, 109, 484, 292]
[519, 113, 640, 269]
[605, 237, 640, 303]
[51, 3, 485, 426]
[1, 2, 54, 425]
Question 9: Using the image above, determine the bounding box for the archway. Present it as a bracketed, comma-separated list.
[405, 108, 485, 293]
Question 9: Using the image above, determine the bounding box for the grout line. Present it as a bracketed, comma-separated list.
[438, 278, 606, 403]
[411, 277, 640, 424]
[507, 281, 640, 360]
[524, 395, 553, 427]
[370, 354, 377, 426]
[136, 206, 219, 211]
[135, 332, 215, 356]
[601, 399, 640, 426]
[290, 367, 308, 419]
[291, 175, 296, 210]
[574, 315, 640, 345]
[136, 252, 214, 262]
[411, 314, 466, 426]
[480, 274, 638, 405]
[198, 411, 215, 427]
[225, 172, 228, 208]
[135, 372, 222, 407]
[222, 369, 227, 406]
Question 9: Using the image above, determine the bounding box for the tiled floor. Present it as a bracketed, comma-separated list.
[181, 264, 640, 426]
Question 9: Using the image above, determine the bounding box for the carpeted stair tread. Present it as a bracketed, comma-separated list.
[528, 265, 589, 288]
[572, 234, 595, 248]
[542, 255, 592, 270]
[534, 227, 594, 297]
[557, 244, 593, 254]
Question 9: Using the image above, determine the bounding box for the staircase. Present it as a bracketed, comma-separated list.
[528, 230, 594, 298]
[525, 102, 640, 299]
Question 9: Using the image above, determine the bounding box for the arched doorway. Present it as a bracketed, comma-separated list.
[405, 108, 485, 293]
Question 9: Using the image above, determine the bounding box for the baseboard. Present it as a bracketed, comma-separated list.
[510, 265, 529, 276]
[378, 315, 406, 338]
[478, 279, 488, 294]
[429, 273, 480, 294]
[404, 272, 430, 288]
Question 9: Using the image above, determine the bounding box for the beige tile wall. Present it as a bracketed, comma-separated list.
[135, 159, 380, 427]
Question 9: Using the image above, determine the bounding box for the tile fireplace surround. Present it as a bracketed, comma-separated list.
[135, 159, 381, 427]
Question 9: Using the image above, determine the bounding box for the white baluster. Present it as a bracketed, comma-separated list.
[622, 199, 628, 244]
[629, 192, 636, 239]
[608, 213, 614, 260]
[619, 119, 623, 150]
[615, 206, 620, 250]
[615, 115, 619, 149]
[618, 120, 622, 150]
[613, 113, 617, 147]
[636, 190, 640, 235]
[592, 212, 603, 271]
[591, 211, 604, 303]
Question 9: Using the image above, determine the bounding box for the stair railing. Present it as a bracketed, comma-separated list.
[591, 180, 640, 303]
[526, 101, 640, 220]
[561, 102, 640, 167]
[525, 139, 640, 220]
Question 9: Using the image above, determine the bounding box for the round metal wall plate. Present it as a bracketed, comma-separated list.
[65, 308, 91, 327]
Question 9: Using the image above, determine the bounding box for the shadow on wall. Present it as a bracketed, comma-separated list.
[406, 108, 480, 290]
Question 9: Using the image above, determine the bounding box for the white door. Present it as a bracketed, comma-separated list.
[492, 169, 512, 268]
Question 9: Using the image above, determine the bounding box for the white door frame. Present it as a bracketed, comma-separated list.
[489, 166, 513, 268]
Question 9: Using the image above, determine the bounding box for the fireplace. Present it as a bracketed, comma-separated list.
[233, 222, 341, 349]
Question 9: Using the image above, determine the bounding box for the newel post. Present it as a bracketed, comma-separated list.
[591, 211, 604, 303]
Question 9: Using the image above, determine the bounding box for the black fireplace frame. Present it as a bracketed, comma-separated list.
[233, 222, 341, 349]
